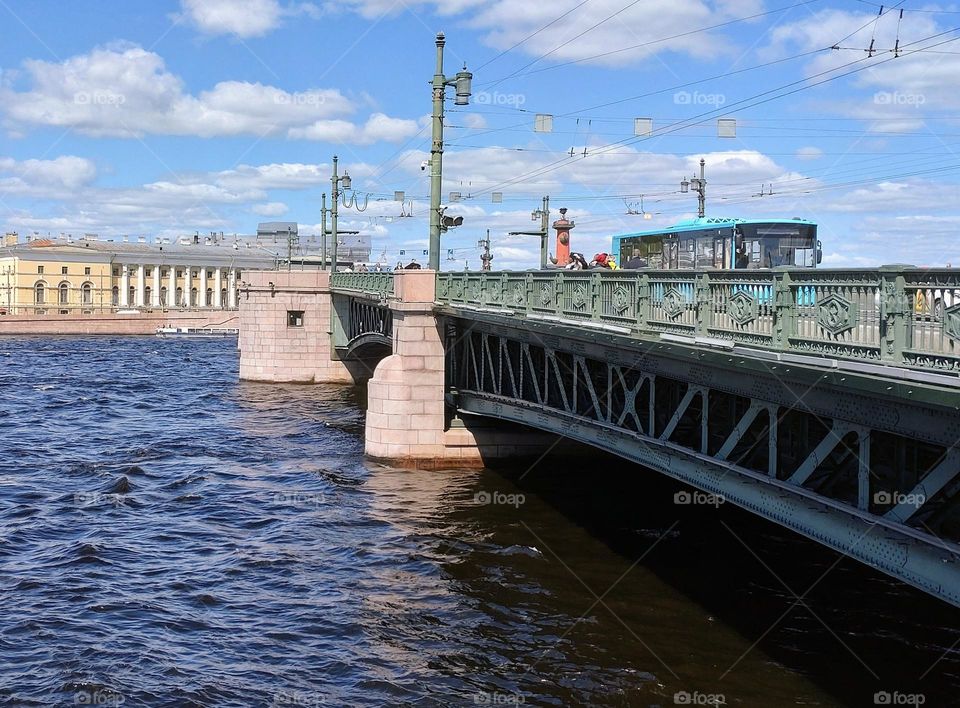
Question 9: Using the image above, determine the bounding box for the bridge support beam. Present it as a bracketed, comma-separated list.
[239, 270, 354, 383]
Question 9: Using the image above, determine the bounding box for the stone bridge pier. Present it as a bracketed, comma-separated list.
[365, 270, 557, 469]
[239, 270, 356, 383]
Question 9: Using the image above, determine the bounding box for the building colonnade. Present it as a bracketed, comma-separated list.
[116, 264, 239, 309]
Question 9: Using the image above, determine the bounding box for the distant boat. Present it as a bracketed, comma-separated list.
[156, 326, 239, 338]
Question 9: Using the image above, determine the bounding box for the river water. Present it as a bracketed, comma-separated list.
[1, 336, 958, 707]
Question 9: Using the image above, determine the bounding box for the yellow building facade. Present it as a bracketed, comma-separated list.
[0, 236, 276, 315]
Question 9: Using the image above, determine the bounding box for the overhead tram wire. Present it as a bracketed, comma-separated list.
[474, 0, 595, 71]
[510, 0, 825, 79]
[481, 0, 647, 90]
[446, 46, 828, 145]
[467, 28, 960, 200]
[830, 0, 905, 49]
[468, 53, 885, 198]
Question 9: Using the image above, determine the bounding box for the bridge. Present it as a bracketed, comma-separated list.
[238, 266, 960, 608]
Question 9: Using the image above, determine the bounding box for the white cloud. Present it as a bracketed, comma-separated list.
[0, 156, 97, 197]
[180, 0, 283, 38]
[0, 45, 414, 143]
[252, 201, 289, 216]
[342, 0, 759, 66]
[796, 147, 823, 161]
[288, 113, 418, 144]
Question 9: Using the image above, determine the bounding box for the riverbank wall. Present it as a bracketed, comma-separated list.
[0, 310, 239, 335]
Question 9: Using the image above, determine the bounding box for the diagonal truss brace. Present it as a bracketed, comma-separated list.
[885, 449, 960, 524]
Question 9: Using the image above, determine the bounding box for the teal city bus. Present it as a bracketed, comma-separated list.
[612, 217, 821, 270]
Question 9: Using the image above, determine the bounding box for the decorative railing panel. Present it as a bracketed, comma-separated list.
[646, 274, 697, 333]
[788, 271, 883, 360]
[705, 272, 776, 346]
[330, 272, 394, 298]
[436, 267, 960, 374]
[903, 270, 960, 372]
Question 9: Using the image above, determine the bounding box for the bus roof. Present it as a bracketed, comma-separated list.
[612, 216, 817, 239]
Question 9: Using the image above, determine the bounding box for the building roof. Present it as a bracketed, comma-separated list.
[0, 237, 279, 266]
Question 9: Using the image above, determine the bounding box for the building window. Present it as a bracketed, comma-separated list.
[61, 266, 68, 275]
[111, 286, 119, 306]
[84, 266, 91, 276]
[205, 287, 213, 306]
[176, 287, 183, 306]
[113, 267, 119, 277]
[161, 268, 168, 278]
[160, 286, 167, 304]
[144, 286, 152, 304]
[59, 282, 69, 305]
[145, 268, 152, 277]
[176, 269, 183, 278]
[129, 286, 136, 304]
[207, 270, 214, 278]
[34, 282, 45, 304]
[81, 282, 93, 305]
[221, 287, 228, 305]
[37, 265, 44, 275]
[191, 287, 198, 305]
[287, 310, 304, 327]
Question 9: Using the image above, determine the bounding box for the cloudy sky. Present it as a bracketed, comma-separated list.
[1, 0, 959, 268]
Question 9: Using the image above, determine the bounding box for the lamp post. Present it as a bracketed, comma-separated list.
[330, 156, 352, 272]
[429, 32, 472, 270]
[680, 158, 707, 218]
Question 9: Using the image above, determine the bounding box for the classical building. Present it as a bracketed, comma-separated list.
[0, 234, 277, 315]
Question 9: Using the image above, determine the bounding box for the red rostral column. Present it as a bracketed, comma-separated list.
[552, 208, 575, 266]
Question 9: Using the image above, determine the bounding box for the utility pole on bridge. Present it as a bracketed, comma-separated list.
[428, 32, 473, 270]
[508, 196, 550, 269]
[681, 158, 707, 218]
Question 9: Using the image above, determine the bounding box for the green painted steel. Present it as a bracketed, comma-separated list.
[436, 269, 960, 374]
[330, 271, 395, 298]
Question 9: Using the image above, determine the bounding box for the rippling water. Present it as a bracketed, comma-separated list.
[1, 336, 958, 707]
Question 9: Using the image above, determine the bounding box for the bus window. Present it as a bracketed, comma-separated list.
[734, 229, 749, 269]
[713, 237, 726, 269]
[665, 240, 679, 269]
[678, 239, 695, 269]
[696, 236, 715, 269]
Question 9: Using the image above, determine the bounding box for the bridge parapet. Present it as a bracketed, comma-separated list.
[330, 271, 395, 299]
[436, 268, 960, 374]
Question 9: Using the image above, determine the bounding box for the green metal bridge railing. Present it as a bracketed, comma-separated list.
[327, 268, 960, 373]
[329, 271, 395, 298]
[435, 268, 960, 374]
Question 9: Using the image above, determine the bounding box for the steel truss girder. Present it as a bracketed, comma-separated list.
[454, 316, 960, 450]
[459, 391, 960, 609]
[450, 321, 960, 607]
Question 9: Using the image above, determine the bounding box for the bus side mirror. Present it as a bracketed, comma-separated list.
[816, 240, 823, 264]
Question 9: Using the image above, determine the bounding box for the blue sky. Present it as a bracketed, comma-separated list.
[2, 0, 960, 268]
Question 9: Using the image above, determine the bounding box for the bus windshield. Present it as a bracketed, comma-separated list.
[735, 223, 817, 269]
